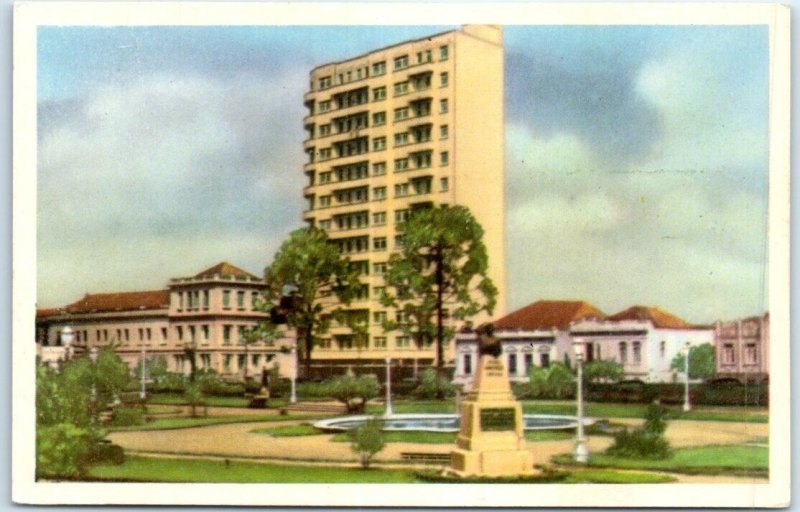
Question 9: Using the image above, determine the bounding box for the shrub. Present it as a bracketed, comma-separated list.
[85, 440, 125, 465]
[185, 382, 206, 417]
[200, 378, 245, 397]
[606, 428, 672, 460]
[36, 423, 95, 479]
[643, 403, 668, 435]
[328, 374, 380, 414]
[414, 368, 457, 400]
[349, 418, 385, 469]
[109, 406, 145, 427]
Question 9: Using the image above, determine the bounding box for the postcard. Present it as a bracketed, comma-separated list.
[13, 2, 790, 507]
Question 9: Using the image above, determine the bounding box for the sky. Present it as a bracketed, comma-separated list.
[36, 24, 769, 324]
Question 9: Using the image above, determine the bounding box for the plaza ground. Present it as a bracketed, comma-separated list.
[104, 402, 769, 484]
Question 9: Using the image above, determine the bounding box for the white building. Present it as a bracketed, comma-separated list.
[570, 306, 714, 383]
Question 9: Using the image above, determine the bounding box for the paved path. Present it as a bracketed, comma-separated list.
[108, 412, 768, 484]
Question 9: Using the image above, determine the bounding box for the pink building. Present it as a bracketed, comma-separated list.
[714, 313, 769, 383]
[36, 262, 296, 380]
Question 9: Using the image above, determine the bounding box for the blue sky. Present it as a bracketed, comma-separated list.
[37, 24, 769, 323]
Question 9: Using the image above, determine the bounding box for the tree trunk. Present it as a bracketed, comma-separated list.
[434, 246, 445, 399]
[303, 324, 314, 379]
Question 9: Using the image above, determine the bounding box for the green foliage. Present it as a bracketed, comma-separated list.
[583, 359, 624, 383]
[606, 403, 671, 460]
[348, 417, 385, 468]
[184, 382, 206, 417]
[264, 227, 362, 371]
[414, 368, 457, 399]
[109, 406, 145, 427]
[36, 423, 95, 479]
[527, 366, 549, 398]
[327, 374, 380, 413]
[381, 206, 497, 381]
[670, 343, 716, 381]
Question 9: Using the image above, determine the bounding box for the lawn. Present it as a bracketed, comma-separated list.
[108, 414, 308, 432]
[522, 402, 768, 424]
[563, 469, 675, 484]
[553, 444, 768, 477]
[88, 456, 419, 483]
[146, 394, 253, 408]
[251, 424, 322, 437]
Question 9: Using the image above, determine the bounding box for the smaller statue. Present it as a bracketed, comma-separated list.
[476, 323, 502, 358]
[261, 367, 270, 389]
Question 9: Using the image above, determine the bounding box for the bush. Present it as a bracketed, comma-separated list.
[185, 382, 206, 417]
[36, 423, 95, 479]
[85, 440, 125, 465]
[606, 428, 672, 460]
[414, 368, 457, 400]
[200, 378, 245, 397]
[349, 417, 385, 469]
[109, 406, 145, 427]
[328, 374, 380, 414]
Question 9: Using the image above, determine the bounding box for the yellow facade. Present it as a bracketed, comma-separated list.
[301, 25, 506, 371]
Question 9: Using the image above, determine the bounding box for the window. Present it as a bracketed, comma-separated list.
[319, 171, 333, 183]
[464, 354, 473, 374]
[412, 151, 432, 168]
[373, 286, 385, 299]
[373, 311, 387, 324]
[417, 49, 432, 64]
[440, 45, 449, 60]
[237, 326, 246, 345]
[394, 107, 409, 121]
[541, 353, 550, 368]
[252, 354, 260, 367]
[373, 237, 387, 251]
[393, 81, 409, 96]
[319, 100, 332, 112]
[659, 341, 666, 358]
[223, 325, 231, 345]
[372, 111, 386, 126]
[373, 137, 386, 151]
[319, 219, 332, 230]
[439, 98, 449, 113]
[394, 183, 409, 197]
[373, 262, 387, 275]
[237, 291, 245, 309]
[374, 336, 387, 348]
[440, 72, 449, 87]
[373, 186, 387, 200]
[252, 291, 259, 308]
[372, 61, 386, 75]
[440, 151, 449, 166]
[318, 76, 332, 89]
[319, 148, 332, 160]
[524, 353, 534, 372]
[238, 354, 246, 370]
[161, 327, 168, 343]
[440, 125, 449, 139]
[372, 211, 387, 225]
[189, 326, 196, 342]
[202, 290, 209, 309]
[319, 195, 332, 207]
[396, 335, 411, 348]
[619, 342, 628, 364]
[202, 325, 209, 343]
[440, 177, 449, 192]
[633, 341, 641, 364]
[394, 132, 409, 146]
[177, 326, 183, 341]
[394, 55, 409, 70]
[508, 353, 518, 375]
[319, 124, 331, 137]
[395, 235, 405, 248]
[372, 162, 387, 175]
[224, 354, 232, 372]
[723, 344, 735, 364]
[745, 343, 758, 364]
[201, 354, 211, 368]
[373, 87, 386, 101]
[395, 209, 410, 223]
[394, 158, 409, 171]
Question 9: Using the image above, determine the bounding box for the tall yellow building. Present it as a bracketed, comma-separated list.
[302, 25, 505, 376]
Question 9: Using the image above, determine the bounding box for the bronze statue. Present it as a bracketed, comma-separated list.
[476, 323, 502, 358]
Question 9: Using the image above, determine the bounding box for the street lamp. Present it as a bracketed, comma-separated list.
[383, 357, 393, 418]
[573, 341, 589, 464]
[140, 338, 147, 402]
[683, 342, 692, 412]
[290, 342, 298, 404]
[60, 326, 75, 362]
[89, 346, 99, 424]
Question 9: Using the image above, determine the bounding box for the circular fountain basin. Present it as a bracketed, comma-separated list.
[313, 413, 591, 432]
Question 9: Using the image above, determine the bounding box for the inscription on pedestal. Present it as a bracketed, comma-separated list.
[480, 408, 516, 431]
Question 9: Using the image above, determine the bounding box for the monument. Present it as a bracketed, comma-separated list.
[449, 324, 535, 476]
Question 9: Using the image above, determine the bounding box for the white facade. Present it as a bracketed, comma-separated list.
[569, 318, 714, 383]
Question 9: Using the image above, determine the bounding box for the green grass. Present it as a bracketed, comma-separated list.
[332, 430, 457, 444]
[108, 414, 309, 432]
[525, 430, 573, 442]
[522, 402, 768, 423]
[563, 469, 675, 483]
[553, 445, 768, 477]
[88, 456, 419, 483]
[251, 424, 322, 437]
[147, 394, 256, 408]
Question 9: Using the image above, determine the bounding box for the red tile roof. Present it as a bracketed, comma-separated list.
[493, 300, 606, 331]
[608, 305, 693, 329]
[194, 262, 258, 280]
[58, 290, 170, 314]
[36, 307, 65, 319]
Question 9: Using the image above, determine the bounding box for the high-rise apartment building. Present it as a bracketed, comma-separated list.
[301, 25, 505, 375]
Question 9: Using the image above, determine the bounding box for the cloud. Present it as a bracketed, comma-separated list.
[37, 67, 309, 306]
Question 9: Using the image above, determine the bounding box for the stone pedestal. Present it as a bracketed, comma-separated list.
[450, 355, 534, 476]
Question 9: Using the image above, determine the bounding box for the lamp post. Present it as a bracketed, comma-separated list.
[573, 341, 589, 464]
[290, 342, 298, 404]
[383, 357, 393, 418]
[683, 342, 692, 412]
[140, 338, 147, 402]
[60, 326, 75, 362]
[89, 346, 99, 424]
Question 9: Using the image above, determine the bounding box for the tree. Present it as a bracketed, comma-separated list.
[528, 366, 549, 398]
[241, 322, 280, 385]
[264, 228, 362, 375]
[583, 359, 624, 384]
[327, 374, 380, 414]
[670, 343, 716, 381]
[381, 206, 497, 393]
[349, 418, 385, 469]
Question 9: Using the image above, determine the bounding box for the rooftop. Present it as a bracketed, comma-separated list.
[40, 290, 171, 316]
[493, 300, 606, 331]
[194, 262, 259, 280]
[607, 305, 694, 329]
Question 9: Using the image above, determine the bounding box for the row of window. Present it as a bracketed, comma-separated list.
[721, 343, 760, 365]
[311, 91, 448, 122]
[62, 324, 264, 346]
[312, 176, 448, 212]
[315, 45, 449, 91]
[316, 334, 435, 350]
[171, 352, 274, 373]
[175, 289, 259, 312]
